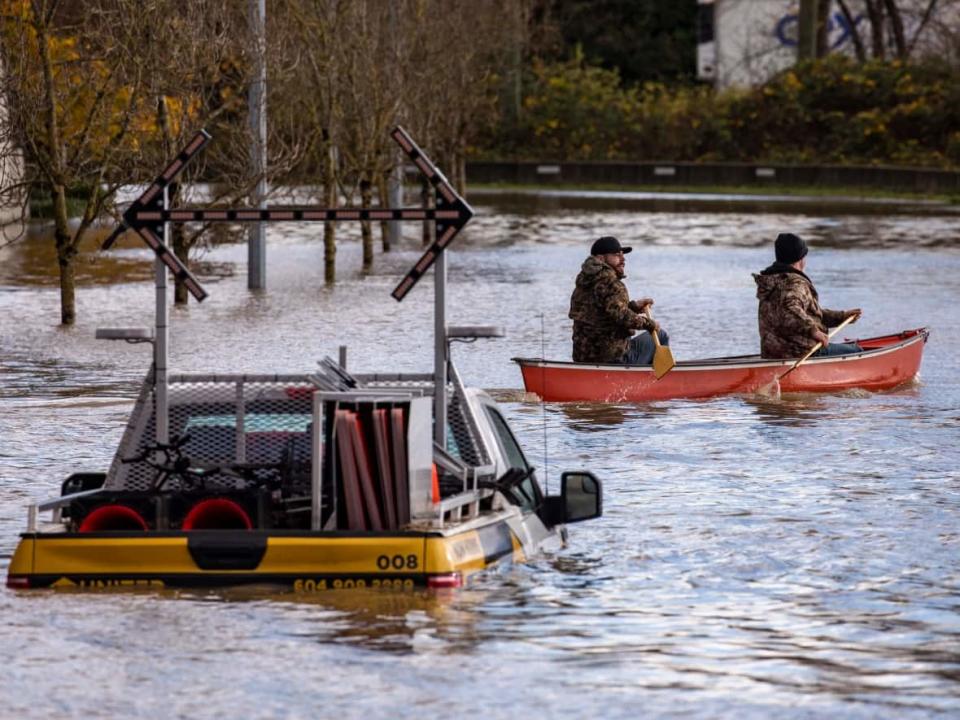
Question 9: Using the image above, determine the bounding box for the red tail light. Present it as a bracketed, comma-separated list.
[426, 572, 462, 589]
[6, 575, 31, 589]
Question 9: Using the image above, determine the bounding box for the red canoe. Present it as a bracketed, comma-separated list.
[514, 328, 930, 402]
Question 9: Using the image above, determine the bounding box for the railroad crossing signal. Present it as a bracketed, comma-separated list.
[102, 127, 474, 302]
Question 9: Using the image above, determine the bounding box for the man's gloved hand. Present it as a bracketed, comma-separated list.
[629, 298, 654, 314]
[846, 308, 862, 323]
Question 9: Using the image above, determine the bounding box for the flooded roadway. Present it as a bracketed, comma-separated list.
[1, 193, 959, 719]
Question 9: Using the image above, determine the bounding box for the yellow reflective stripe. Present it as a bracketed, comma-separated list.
[259, 536, 425, 575]
[32, 537, 192, 574]
[16, 524, 524, 580]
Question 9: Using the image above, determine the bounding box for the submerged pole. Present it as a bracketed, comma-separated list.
[386, 1, 403, 250]
[247, 0, 267, 290]
[387, 163, 403, 248]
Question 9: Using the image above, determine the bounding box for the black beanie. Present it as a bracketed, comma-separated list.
[774, 233, 808, 264]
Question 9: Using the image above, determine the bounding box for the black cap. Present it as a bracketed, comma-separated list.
[591, 236, 632, 255]
[774, 233, 808, 264]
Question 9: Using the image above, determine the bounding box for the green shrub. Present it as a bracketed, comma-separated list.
[480, 53, 960, 169]
[518, 47, 640, 160]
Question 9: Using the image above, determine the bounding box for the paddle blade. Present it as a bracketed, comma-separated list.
[755, 376, 781, 399]
[652, 345, 675, 379]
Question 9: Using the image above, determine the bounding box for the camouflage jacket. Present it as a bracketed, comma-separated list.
[569, 256, 655, 363]
[753, 262, 848, 359]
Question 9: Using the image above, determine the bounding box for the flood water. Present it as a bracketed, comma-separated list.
[1, 191, 959, 719]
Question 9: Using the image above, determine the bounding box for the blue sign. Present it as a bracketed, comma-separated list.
[775, 11, 862, 50]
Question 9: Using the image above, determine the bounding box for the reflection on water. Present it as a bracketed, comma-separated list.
[2, 196, 960, 719]
[0, 223, 243, 287]
[741, 394, 837, 427]
[558, 403, 633, 429]
[199, 586, 474, 654]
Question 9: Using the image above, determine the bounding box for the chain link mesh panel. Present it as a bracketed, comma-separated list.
[106, 375, 315, 492]
[447, 387, 481, 466]
[105, 373, 487, 493]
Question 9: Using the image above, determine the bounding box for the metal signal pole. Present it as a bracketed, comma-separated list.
[248, 0, 267, 289]
[103, 127, 472, 458]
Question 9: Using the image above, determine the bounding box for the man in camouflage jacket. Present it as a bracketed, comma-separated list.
[569, 236, 668, 364]
[754, 233, 862, 359]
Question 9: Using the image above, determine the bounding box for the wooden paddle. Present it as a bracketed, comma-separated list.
[758, 314, 856, 397]
[647, 311, 675, 380]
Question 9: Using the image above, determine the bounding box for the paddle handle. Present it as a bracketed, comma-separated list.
[645, 309, 661, 347]
[826, 313, 857, 342]
[779, 314, 856, 381]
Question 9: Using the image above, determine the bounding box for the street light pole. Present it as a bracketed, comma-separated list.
[248, 0, 267, 290]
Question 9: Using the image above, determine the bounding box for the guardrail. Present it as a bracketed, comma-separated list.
[466, 160, 960, 194]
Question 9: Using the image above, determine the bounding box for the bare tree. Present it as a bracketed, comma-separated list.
[837, 0, 954, 62]
[401, 0, 528, 249]
[335, 1, 404, 271]
[0, 0, 316, 320]
[137, 1, 310, 304]
[280, 0, 348, 283]
[130, 0, 251, 305]
[0, 0, 156, 324]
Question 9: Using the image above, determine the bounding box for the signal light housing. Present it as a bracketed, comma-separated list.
[78, 504, 149, 533]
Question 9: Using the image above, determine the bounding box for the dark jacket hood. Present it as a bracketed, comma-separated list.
[753, 262, 817, 301]
[577, 255, 619, 287]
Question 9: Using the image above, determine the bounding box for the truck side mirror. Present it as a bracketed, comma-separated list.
[542, 471, 603, 526]
[561, 471, 602, 522]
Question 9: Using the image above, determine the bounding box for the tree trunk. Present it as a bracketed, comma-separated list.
[38, 16, 76, 324]
[881, 0, 907, 58]
[815, 0, 831, 57]
[456, 146, 467, 195]
[798, 0, 818, 60]
[323, 136, 337, 284]
[360, 176, 373, 269]
[52, 186, 76, 325]
[377, 171, 390, 252]
[421, 176, 433, 246]
[323, 222, 337, 283]
[865, 0, 886, 59]
[907, 1, 941, 57]
[837, 0, 867, 61]
[173, 224, 189, 305]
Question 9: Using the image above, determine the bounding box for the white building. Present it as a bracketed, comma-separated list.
[0, 57, 26, 237]
[697, 0, 960, 89]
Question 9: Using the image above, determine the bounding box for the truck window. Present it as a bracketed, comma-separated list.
[483, 406, 541, 512]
